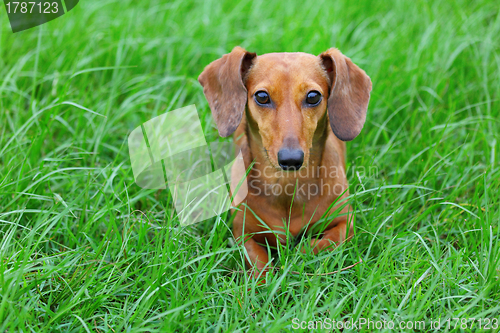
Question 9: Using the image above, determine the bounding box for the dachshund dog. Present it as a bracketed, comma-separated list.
[198, 47, 371, 278]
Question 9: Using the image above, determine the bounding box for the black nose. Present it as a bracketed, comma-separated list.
[277, 148, 304, 170]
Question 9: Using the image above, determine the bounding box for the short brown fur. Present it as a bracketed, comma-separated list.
[198, 47, 372, 278]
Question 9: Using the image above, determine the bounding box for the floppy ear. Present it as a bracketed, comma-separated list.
[198, 46, 257, 137]
[319, 48, 372, 141]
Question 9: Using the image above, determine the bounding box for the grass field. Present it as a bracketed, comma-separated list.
[1, 0, 500, 331]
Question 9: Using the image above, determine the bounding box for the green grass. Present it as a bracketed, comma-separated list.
[1, 0, 500, 331]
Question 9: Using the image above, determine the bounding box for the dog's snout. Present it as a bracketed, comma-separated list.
[277, 148, 304, 170]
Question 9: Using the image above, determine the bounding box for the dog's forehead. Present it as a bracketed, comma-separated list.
[247, 52, 327, 84]
[256, 52, 319, 63]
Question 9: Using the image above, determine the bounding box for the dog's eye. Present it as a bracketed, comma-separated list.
[305, 91, 322, 106]
[255, 91, 270, 105]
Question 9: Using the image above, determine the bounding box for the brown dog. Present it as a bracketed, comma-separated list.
[198, 47, 371, 278]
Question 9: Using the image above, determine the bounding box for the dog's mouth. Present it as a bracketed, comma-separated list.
[279, 164, 302, 171]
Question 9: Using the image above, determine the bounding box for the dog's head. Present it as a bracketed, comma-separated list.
[198, 46, 372, 171]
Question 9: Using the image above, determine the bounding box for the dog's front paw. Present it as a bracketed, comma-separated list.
[301, 238, 338, 254]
